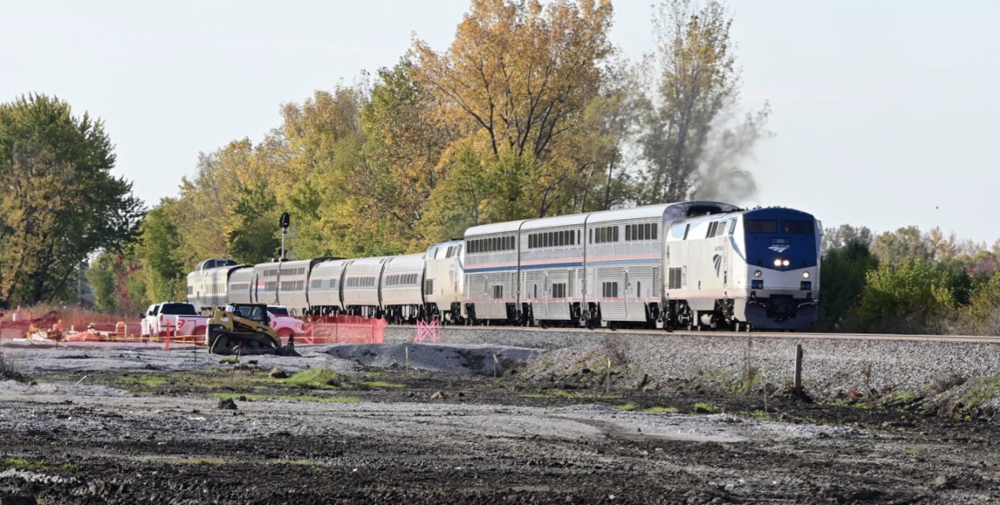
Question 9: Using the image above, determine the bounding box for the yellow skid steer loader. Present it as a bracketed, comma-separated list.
[205, 303, 298, 356]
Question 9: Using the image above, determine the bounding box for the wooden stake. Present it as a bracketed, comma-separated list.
[794, 344, 804, 398]
[605, 357, 612, 394]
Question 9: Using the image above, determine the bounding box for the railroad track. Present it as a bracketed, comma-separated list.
[388, 324, 1000, 344]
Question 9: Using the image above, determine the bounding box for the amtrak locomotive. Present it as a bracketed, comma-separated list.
[187, 201, 820, 331]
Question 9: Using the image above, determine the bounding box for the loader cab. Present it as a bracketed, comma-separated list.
[230, 304, 269, 325]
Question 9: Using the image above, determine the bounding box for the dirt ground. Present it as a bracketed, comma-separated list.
[1, 347, 999, 504]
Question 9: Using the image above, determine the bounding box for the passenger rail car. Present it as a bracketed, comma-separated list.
[187, 202, 820, 331]
[423, 240, 465, 323]
[186, 259, 240, 313]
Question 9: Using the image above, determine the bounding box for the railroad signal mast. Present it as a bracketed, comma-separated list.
[280, 212, 291, 261]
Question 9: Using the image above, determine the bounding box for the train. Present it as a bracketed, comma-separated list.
[187, 201, 821, 331]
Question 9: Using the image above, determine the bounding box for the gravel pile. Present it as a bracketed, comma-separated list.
[386, 327, 1000, 402]
[326, 343, 541, 375]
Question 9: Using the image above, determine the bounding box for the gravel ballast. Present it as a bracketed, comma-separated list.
[385, 326, 1000, 406]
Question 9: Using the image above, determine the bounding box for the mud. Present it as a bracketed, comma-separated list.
[0, 347, 998, 504]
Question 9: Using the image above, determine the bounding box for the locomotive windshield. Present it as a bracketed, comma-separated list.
[781, 220, 814, 234]
[744, 220, 777, 233]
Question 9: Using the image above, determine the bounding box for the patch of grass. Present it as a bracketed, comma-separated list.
[0, 355, 28, 383]
[613, 403, 637, 411]
[362, 381, 406, 388]
[692, 402, 721, 414]
[211, 392, 359, 403]
[3, 457, 46, 471]
[118, 375, 170, 387]
[218, 356, 239, 364]
[741, 410, 775, 421]
[521, 389, 620, 401]
[643, 406, 679, 414]
[737, 365, 761, 393]
[143, 456, 321, 465]
[284, 368, 341, 389]
[954, 376, 1000, 416]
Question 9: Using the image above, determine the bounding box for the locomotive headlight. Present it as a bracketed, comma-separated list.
[803, 271, 810, 279]
[754, 270, 762, 278]
[782, 259, 790, 267]
[773, 259, 782, 267]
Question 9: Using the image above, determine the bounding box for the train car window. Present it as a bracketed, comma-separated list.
[613, 226, 619, 242]
[745, 220, 778, 233]
[728, 219, 737, 234]
[782, 220, 814, 234]
[589, 229, 593, 243]
[652, 224, 658, 240]
[625, 225, 632, 241]
[683, 224, 690, 240]
[637, 281, 641, 297]
[558, 231, 565, 246]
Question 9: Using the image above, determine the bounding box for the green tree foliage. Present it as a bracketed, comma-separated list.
[86, 252, 148, 315]
[818, 241, 878, 331]
[0, 94, 143, 306]
[140, 199, 186, 302]
[639, 0, 769, 204]
[822, 224, 873, 256]
[228, 182, 280, 264]
[852, 258, 958, 334]
[871, 226, 929, 265]
[959, 271, 1000, 336]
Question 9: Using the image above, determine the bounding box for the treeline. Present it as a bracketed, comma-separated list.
[88, 0, 770, 314]
[820, 225, 1000, 335]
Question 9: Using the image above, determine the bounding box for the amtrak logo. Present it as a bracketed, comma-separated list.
[769, 244, 790, 253]
[712, 254, 722, 276]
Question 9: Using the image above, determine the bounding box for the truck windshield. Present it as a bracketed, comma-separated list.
[160, 303, 198, 315]
[267, 307, 289, 316]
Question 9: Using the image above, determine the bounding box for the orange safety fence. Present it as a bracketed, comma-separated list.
[0, 315, 387, 348]
[301, 315, 387, 344]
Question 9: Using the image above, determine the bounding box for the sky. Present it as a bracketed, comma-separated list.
[3, 0, 999, 244]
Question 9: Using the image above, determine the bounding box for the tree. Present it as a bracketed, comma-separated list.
[638, 0, 770, 204]
[86, 252, 147, 315]
[822, 224, 873, 256]
[140, 199, 186, 301]
[871, 226, 929, 265]
[411, 0, 615, 219]
[0, 94, 143, 306]
[362, 60, 459, 246]
[958, 271, 1000, 336]
[228, 181, 280, 264]
[818, 241, 878, 331]
[853, 258, 957, 334]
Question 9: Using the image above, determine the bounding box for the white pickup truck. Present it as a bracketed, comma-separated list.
[266, 305, 306, 339]
[141, 302, 210, 337]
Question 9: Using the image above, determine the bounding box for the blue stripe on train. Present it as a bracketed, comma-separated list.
[465, 257, 661, 274]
